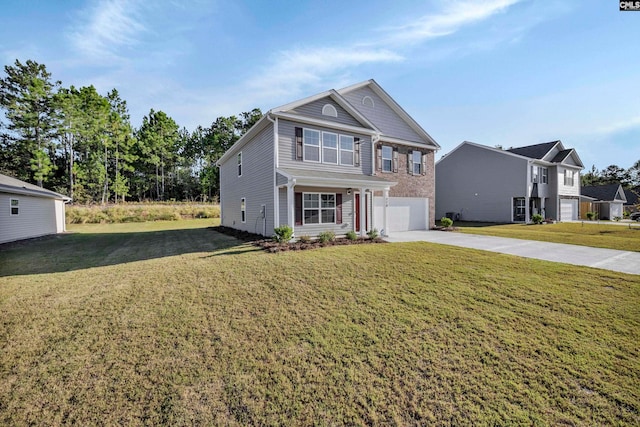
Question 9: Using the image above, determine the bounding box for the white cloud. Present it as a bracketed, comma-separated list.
[68, 0, 146, 61]
[595, 115, 640, 136]
[382, 0, 521, 46]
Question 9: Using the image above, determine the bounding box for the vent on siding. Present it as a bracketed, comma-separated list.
[362, 96, 374, 108]
[322, 104, 337, 117]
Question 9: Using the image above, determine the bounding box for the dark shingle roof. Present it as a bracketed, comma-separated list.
[624, 187, 639, 205]
[507, 141, 558, 159]
[581, 184, 625, 202]
[550, 149, 572, 163]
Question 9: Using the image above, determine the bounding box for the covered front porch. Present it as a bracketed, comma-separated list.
[276, 168, 396, 238]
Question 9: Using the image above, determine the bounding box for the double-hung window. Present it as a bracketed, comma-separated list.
[382, 146, 393, 172]
[303, 129, 321, 162]
[10, 199, 19, 215]
[540, 167, 548, 184]
[339, 135, 354, 165]
[531, 165, 539, 183]
[237, 152, 242, 177]
[412, 151, 422, 175]
[303, 193, 335, 224]
[322, 132, 338, 164]
[564, 170, 574, 186]
[240, 198, 246, 223]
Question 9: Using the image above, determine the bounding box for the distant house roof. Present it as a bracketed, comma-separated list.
[0, 173, 71, 201]
[581, 184, 627, 203]
[624, 187, 639, 206]
[507, 141, 558, 159]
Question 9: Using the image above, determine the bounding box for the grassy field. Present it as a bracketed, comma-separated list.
[1, 220, 639, 425]
[457, 221, 640, 252]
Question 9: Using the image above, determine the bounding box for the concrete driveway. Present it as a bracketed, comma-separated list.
[385, 231, 640, 275]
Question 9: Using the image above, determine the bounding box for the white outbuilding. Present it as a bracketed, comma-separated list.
[0, 173, 71, 244]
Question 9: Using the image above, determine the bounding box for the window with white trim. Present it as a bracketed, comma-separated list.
[541, 167, 548, 184]
[531, 165, 539, 183]
[513, 197, 525, 221]
[382, 146, 393, 172]
[303, 129, 321, 162]
[564, 169, 574, 186]
[303, 193, 336, 224]
[240, 198, 246, 223]
[339, 135, 354, 166]
[322, 132, 338, 164]
[237, 152, 242, 177]
[412, 151, 422, 175]
[10, 198, 19, 215]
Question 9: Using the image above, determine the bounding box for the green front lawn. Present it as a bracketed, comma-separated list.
[457, 221, 640, 252]
[1, 220, 638, 425]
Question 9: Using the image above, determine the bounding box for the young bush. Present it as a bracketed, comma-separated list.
[317, 230, 336, 243]
[346, 230, 358, 241]
[586, 211, 597, 221]
[613, 216, 621, 222]
[531, 213, 544, 224]
[440, 217, 453, 228]
[273, 225, 294, 243]
[297, 234, 312, 243]
[366, 228, 379, 240]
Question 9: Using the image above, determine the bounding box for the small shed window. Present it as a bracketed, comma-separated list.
[10, 198, 19, 215]
[322, 104, 337, 117]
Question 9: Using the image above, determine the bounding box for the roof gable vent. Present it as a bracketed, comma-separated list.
[322, 104, 337, 117]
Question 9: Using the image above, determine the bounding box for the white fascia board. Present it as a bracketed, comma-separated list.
[216, 115, 271, 166]
[293, 176, 395, 190]
[565, 149, 585, 169]
[272, 112, 378, 135]
[0, 185, 70, 201]
[378, 135, 437, 151]
[359, 80, 441, 149]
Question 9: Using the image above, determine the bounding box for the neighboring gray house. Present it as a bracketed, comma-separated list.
[216, 79, 440, 237]
[436, 141, 584, 223]
[580, 184, 627, 220]
[0, 173, 71, 244]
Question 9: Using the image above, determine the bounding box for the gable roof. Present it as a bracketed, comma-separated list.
[581, 184, 627, 203]
[338, 79, 440, 149]
[507, 141, 559, 159]
[624, 187, 639, 206]
[0, 173, 71, 201]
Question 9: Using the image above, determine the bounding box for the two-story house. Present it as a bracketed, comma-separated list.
[435, 141, 584, 223]
[216, 80, 440, 237]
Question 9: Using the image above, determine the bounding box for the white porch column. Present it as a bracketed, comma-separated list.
[359, 187, 366, 237]
[383, 189, 389, 237]
[525, 196, 530, 223]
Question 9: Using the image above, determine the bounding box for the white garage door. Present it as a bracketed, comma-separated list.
[560, 199, 577, 221]
[373, 197, 429, 232]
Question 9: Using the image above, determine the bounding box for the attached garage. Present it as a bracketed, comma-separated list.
[560, 198, 578, 221]
[374, 197, 429, 232]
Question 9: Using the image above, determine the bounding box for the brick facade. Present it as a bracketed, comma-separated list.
[374, 143, 436, 228]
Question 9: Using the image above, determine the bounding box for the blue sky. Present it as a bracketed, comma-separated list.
[1, 0, 639, 171]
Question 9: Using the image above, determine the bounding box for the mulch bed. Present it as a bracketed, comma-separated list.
[210, 226, 387, 253]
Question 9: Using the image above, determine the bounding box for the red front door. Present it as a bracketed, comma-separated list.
[355, 193, 368, 232]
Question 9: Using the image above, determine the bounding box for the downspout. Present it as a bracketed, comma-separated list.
[371, 133, 380, 176]
[267, 113, 279, 230]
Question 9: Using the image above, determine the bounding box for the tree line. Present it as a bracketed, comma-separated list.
[0, 59, 262, 203]
[581, 163, 640, 189]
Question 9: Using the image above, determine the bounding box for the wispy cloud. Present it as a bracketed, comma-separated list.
[380, 0, 521, 46]
[595, 115, 640, 136]
[68, 0, 146, 61]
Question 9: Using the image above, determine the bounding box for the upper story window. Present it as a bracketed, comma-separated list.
[10, 198, 19, 215]
[564, 169, 575, 186]
[321, 104, 337, 117]
[531, 165, 538, 183]
[541, 167, 548, 184]
[237, 152, 242, 176]
[298, 127, 357, 166]
[339, 135, 354, 166]
[303, 129, 321, 162]
[382, 146, 393, 172]
[531, 166, 548, 184]
[322, 132, 338, 164]
[411, 151, 422, 175]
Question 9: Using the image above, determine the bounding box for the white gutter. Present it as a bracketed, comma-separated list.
[371, 134, 380, 176]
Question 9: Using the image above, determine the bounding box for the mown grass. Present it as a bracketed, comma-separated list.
[0, 220, 639, 425]
[66, 203, 220, 224]
[457, 221, 640, 252]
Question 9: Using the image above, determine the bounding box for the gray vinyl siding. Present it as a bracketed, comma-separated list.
[278, 187, 288, 226]
[219, 123, 275, 235]
[436, 144, 528, 223]
[341, 86, 423, 143]
[294, 186, 354, 237]
[289, 97, 361, 127]
[0, 193, 60, 243]
[278, 119, 373, 175]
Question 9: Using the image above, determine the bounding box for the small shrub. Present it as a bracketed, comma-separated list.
[317, 230, 336, 243]
[366, 228, 379, 240]
[273, 225, 294, 243]
[346, 230, 358, 241]
[440, 217, 453, 228]
[297, 234, 311, 243]
[623, 211, 630, 218]
[613, 216, 621, 222]
[531, 213, 543, 224]
[586, 211, 596, 221]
